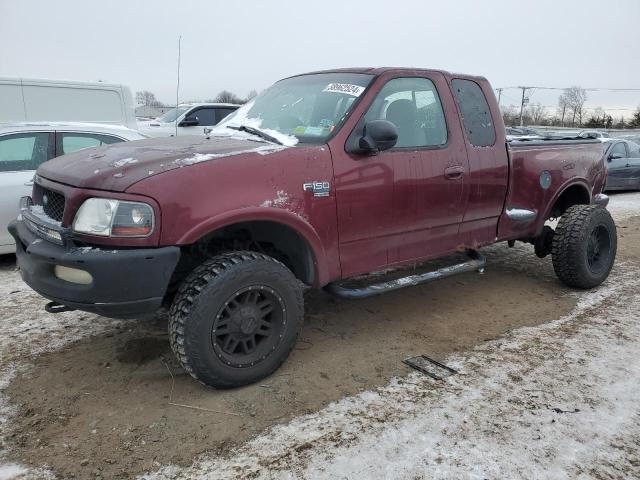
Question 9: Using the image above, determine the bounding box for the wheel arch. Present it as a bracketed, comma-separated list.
[537, 180, 592, 235]
[175, 207, 329, 287]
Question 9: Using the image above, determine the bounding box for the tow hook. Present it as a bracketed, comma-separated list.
[44, 301, 76, 314]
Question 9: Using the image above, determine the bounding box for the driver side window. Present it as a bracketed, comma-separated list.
[363, 77, 447, 148]
[187, 108, 216, 126]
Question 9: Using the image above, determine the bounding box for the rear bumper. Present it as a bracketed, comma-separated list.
[9, 218, 180, 319]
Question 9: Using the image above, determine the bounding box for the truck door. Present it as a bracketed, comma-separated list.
[450, 78, 509, 246]
[335, 74, 469, 275]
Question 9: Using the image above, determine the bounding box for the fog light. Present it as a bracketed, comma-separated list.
[54, 265, 93, 285]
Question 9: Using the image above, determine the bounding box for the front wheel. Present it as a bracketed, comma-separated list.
[552, 205, 617, 289]
[169, 251, 304, 388]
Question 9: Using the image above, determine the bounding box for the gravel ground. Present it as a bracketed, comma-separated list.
[1, 192, 639, 480]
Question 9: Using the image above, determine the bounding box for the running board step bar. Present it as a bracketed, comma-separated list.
[325, 250, 486, 299]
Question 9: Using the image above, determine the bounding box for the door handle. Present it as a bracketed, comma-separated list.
[444, 166, 464, 180]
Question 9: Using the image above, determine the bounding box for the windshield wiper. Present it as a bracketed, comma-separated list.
[226, 125, 283, 145]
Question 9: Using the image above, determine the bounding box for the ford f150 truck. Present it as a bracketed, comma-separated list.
[9, 68, 615, 388]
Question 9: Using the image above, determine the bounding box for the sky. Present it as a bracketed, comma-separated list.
[1, 0, 639, 119]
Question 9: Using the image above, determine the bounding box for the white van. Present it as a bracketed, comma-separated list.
[0, 77, 137, 130]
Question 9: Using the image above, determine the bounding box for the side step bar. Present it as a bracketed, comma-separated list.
[326, 250, 486, 299]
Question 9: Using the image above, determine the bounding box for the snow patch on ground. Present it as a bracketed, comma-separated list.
[608, 191, 640, 221]
[0, 268, 121, 479]
[1, 192, 638, 479]
[142, 261, 640, 480]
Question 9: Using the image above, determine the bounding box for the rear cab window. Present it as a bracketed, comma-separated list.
[451, 79, 496, 147]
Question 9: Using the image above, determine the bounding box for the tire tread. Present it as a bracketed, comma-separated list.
[168, 251, 303, 388]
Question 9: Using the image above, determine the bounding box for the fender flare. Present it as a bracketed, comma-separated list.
[536, 178, 592, 235]
[175, 207, 330, 286]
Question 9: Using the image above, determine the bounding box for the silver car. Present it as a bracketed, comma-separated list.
[0, 122, 147, 254]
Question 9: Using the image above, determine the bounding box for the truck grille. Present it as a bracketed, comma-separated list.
[33, 184, 66, 222]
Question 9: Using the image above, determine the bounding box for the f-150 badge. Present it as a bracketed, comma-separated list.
[303, 181, 330, 197]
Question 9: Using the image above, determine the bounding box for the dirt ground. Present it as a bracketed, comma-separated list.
[2, 203, 639, 479]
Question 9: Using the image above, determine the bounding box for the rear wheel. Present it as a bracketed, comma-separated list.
[169, 251, 304, 388]
[552, 205, 617, 289]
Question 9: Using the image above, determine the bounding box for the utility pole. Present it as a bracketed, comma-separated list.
[518, 86, 530, 127]
[496, 88, 503, 107]
[175, 35, 182, 137]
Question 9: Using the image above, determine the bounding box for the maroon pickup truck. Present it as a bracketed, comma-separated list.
[9, 67, 615, 388]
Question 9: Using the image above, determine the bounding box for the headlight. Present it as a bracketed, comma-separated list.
[73, 198, 154, 237]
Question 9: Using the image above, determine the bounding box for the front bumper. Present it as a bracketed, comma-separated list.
[9, 217, 180, 319]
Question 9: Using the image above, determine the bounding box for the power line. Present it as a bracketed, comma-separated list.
[497, 86, 640, 92]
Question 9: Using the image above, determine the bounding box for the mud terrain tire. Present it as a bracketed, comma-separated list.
[552, 205, 617, 289]
[169, 251, 304, 388]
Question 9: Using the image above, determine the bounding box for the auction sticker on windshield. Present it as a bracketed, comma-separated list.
[323, 83, 365, 97]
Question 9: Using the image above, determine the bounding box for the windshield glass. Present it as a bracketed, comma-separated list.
[156, 106, 190, 123]
[218, 73, 374, 144]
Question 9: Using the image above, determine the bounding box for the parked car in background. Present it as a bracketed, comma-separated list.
[0, 77, 137, 129]
[505, 126, 541, 141]
[578, 130, 609, 139]
[602, 139, 640, 191]
[138, 103, 240, 137]
[0, 123, 146, 254]
[617, 133, 640, 144]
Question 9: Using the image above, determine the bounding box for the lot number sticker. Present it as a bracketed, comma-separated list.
[323, 83, 365, 97]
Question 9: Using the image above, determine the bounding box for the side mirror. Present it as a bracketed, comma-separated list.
[359, 120, 398, 154]
[609, 152, 623, 161]
[179, 116, 199, 127]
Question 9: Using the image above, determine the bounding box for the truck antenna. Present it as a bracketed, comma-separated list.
[175, 35, 182, 137]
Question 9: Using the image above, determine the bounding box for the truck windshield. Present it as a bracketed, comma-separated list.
[219, 73, 374, 144]
[156, 106, 189, 123]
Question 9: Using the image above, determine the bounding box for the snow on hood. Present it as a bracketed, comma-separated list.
[207, 101, 299, 147]
[36, 134, 291, 191]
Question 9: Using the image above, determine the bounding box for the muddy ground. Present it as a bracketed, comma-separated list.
[2, 201, 639, 479]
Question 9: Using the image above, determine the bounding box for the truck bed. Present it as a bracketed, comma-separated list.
[498, 138, 606, 241]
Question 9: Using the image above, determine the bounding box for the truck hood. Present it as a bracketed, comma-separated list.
[37, 135, 288, 191]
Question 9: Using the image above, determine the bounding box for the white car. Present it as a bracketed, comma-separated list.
[138, 103, 239, 137]
[0, 122, 147, 254]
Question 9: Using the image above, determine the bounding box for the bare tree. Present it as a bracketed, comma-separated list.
[135, 90, 163, 107]
[629, 107, 640, 128]
[214, 90, 244, 104]
[584, 107, 612, 128]
[527, 103, 548, 125]
[246, 89, 258, 101]
[501, 104, 520, 126]
[562, 86, 588, 127]
[612, 116, 627, 129]
[557, 94, 569, 127]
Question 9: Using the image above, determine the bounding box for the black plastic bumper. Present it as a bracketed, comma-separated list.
[9, 219, 180, 319]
